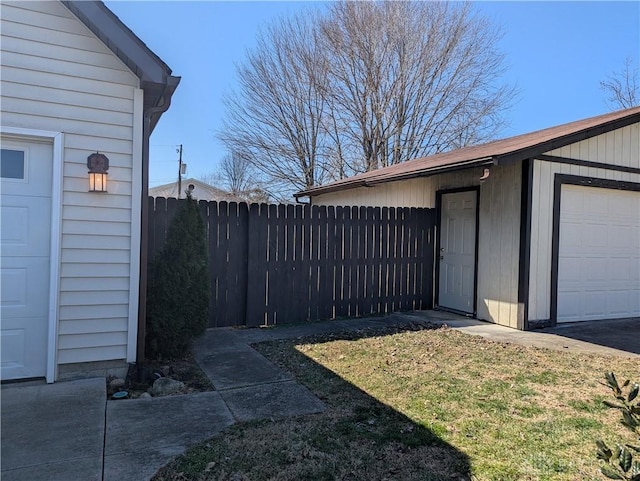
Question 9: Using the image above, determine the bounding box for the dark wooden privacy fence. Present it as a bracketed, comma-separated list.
[148, 198, 435, 328]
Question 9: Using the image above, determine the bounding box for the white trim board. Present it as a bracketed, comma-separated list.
[127, 87, 144, 363]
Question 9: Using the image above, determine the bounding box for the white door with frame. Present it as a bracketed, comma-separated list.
[1, 138, 53, 380]
[438, 190, 477, 314]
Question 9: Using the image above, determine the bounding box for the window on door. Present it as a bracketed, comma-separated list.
[1, 149, 26, 180]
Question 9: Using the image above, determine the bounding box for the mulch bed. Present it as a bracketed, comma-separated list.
[107, 353, 214, 400]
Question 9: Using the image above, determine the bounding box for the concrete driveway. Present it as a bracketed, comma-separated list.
[402, 311, 639, 358]
[543, 317, 639, 355]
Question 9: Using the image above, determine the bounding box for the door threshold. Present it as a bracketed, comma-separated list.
[435, 306, 475, 318]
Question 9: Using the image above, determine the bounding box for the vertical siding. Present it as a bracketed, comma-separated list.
[312, 164, 522, 328]
[546, 124, 639, 170]
[1, 2, 141, 366]
[475, 162, 521, 328]
[528, 124, 640, 322]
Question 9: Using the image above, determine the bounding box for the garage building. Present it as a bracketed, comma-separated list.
[296, 107, 640, 330]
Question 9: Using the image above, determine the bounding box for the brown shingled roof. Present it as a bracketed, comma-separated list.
[295, 106, 640, 198]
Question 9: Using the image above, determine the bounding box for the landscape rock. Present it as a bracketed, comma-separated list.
[151, 377, 185, 396]
[109, 378, 126, 390]
[139, 392, 152, 399]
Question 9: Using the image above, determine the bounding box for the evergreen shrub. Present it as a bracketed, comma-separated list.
[146, 193, 210, 359]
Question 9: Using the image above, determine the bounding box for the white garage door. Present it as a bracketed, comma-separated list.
[1, 139, 53, 379]
[557, 184, 640, 322]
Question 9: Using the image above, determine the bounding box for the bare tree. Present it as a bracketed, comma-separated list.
[219, 1, 515, 199]
[220, 151, 252, 194]
[220, 152, 271, 203]
[601, 57, 639, 110]
[201, 152, 271, 203]
[219, 11, 332, 200]
[199, 172, 222, 187]
[320, 2, 514, 171]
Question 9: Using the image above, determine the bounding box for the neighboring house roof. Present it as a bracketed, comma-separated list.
[149, 178, 239, 202]
[61, 1, 180, 132]
[296, 106, 640, 198]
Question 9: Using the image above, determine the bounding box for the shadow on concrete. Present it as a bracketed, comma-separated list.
[542, 318, 640, 355]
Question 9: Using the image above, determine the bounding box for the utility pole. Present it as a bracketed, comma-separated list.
[177, 144, 183, 199]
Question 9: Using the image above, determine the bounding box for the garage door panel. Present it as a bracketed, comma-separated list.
[610, 291, 634, 315]
[611, 226, 632, 248]
[0, 196, 51, 257]
[584, 225, 608, 248]
[583, 291, 606, 317]
[1, 257, 50, 318]
[1, 205, 29, 248]
[630, 291, 640, 313]
[611, 259, 630, 280]
[1, 267, 28, 309]
[557, 292, 581, 320]
[560, 223, 582, 249]
[1, 321, 47, 379]
[632, 262, 640, 282]
[559, 257, 581, 282]
[586, 193, 609, 215]
[583, 257, 607, 281]
[558, 184, 640, 322]
[561, 188, 583, 213]
[1, 329, 26, 370]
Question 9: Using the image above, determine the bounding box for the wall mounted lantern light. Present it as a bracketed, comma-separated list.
[87, 152, 109, 192]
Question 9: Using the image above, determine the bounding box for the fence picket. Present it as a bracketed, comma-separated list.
[295, 205, 306, 322]
[309, 205, 322, 320]
[246, 203, 267, 326]
[365, 207, 377, 315]
[321, 205, 334, 320]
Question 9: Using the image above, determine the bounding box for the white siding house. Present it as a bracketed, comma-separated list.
[149, 178, 240, 202]
[297, 107, 640, 330]
[0, 1, 179, 382]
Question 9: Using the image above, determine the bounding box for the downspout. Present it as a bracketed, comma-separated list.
[137, 86, 174, 363]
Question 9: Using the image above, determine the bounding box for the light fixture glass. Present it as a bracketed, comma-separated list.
[89, 172, 107, 192]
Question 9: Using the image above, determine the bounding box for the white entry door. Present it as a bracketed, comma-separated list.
[1, 139, 53, 380]
[557, 185, 640, 322]
[438, 190, 477, 314]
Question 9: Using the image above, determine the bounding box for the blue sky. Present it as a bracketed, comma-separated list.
[104, 1, 639, 189]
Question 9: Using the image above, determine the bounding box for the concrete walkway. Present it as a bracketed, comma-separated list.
[1, 378, 105, 481]
[1, 311, 637, 481]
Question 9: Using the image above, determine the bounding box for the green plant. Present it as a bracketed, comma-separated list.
[596, 372, 640, 480]
[146, 193, 210, 359]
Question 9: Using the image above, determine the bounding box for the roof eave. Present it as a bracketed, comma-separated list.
[494, 110, 640, 164]
[294, 157, 495, 198]
[143, 76, 181, 133]
[296, 107, 640, 199]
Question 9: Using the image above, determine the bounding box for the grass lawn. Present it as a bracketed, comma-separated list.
[153, 323, 638, 481]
